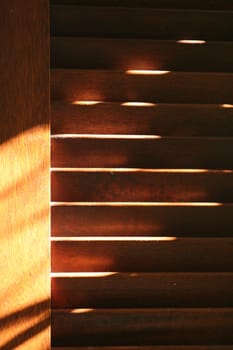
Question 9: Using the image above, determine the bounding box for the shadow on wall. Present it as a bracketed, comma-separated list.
[0, 125, 50, 349]
[0, 300, 50, 350]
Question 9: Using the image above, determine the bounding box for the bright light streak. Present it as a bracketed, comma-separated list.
[51, 202, 222, 207]
[70, 309, 94, 314]
[177, 40, 206, 44]
[121, 102, 156, 107]
[50, 168, 233, 173]
[51, 272, 117, 278]
[221, 104, 233, 108]
[51, 134, 161, 139]
[126, 70, 170, 75]
[50, 236, 177, 242]
[72, 101, 102, 106]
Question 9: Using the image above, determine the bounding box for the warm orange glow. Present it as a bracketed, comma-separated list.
[0, 125, 49, 194]
[51, 272, 117, 278]
[126, 69, 170, 75]
[72, 100, 102, 106]
[50, 168, 233, 173]
[50, 236, 177, 241]
[70, 309, 94, 314]
[121, 102, 156, 107]
[0, 125, 50, 349]
[221, 104, 233, 108]
[51, 134, 161, 139]
[51, 201, 222, 207]
[177, 40, 206, 44]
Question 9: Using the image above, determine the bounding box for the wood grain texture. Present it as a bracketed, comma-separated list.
[51, 171, 233, 202]
[52, 308, 233, 346]
[50, 2, 233, 348]
[51, 347, 233, 350]
[0, 1, 50, 349]
[51, 238, 233, 272]
[50, 6, 233, 40]
[51, 137, 233, 169]
[51, 102, 233, 137]
[51, 70, 233, 104]
[50, 0, 233, 10]
[51, 272, 233, 308]
[51, 38, 233, 72]
[51, 204, 233, 237]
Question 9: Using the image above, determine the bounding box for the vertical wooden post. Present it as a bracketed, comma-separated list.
[0, 1, 50, 349]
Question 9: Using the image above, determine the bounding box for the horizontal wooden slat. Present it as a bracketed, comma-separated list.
[51, 70, 233, 104]
[51, 138, 233, 169]
[51, 38, 233, 72]
[51, 347, 233, 350]
[51, 204, 233, 237]
[51, 238, 233, 272]
[50, 6, 233, 41]
[51, 102, 233, 137]
[51, 272, 233, 308]
[51, 171, 233, 202]
[52, 308, 233, 346]
[50, 1, 233, 10]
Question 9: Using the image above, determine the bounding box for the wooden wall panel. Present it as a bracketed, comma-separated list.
[0, 1, 50, 349]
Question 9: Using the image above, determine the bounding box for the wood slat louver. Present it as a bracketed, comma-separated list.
[50, 1, 233, 348]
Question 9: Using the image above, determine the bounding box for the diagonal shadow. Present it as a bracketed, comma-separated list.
[0, 299, 50, 350]
[1, 316, 50, 350]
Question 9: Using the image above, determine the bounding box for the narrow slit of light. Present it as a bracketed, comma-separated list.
[51, 134, 161, 139]
[221, 104, 233, 108]
[51, 202, 222, 207]
[121, 102, 156, 107]
[50, 168, 233, 173]
[72, 100, 102, 106]
[177, 40, 206, 44]
[126, 70, 170, 75]
[70, 309, 94, 314]
[51, 272, 117, 278]
[50, 236, 177, 242]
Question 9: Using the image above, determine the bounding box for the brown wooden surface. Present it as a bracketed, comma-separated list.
[51, 272, 233, 308]
[51, 203, 233, 237]
[50, 0, 233, 10]
[51, 38, 233, 72]
[0, 1, 50, 349]
[50, 6, 233, 40]
[51, 238, 233, 272]
[52, 308, 233, 346]
[51, 137, 233, 169]
[50, 2, 233, 348]
[51, 347, 233, 350]
[51, 70, 233, 104]
[51, 102, 233, 136]
[51, 170, 233, 202]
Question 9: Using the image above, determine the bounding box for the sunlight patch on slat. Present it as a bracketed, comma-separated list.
[50, 236, 177, 242]
[72, 101, 103, 106]
[51, 134, 161, 139]
[221, 104, 233, 108]
[51, 202, 222, 207]
[121, 102, 156, 107]
[126, 70, 170, 75]
[50, 168, 233, 173]
[51, 272, 117, 278]
[177, 40, 206, 44]
[70, 308, 94, 314]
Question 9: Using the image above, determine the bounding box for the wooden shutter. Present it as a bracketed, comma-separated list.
[50, 1, 233, 349]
